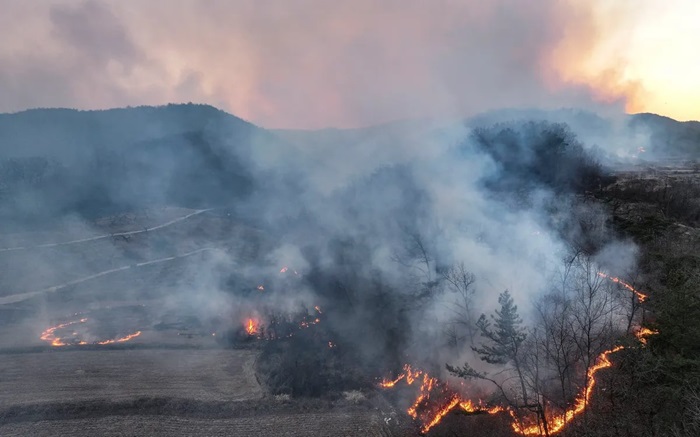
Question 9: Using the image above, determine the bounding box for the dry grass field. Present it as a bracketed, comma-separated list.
[0, 412, 394, 437]
[0, 208, 409, 436]
[0, 345, 402, 436]
[0, 349, 262, 407]
[0, 346, 402, 436]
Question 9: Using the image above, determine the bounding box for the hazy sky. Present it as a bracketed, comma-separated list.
[1, 0, 697, 128]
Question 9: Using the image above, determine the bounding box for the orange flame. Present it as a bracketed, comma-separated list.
[40, 318, 140, 347]
[379, 365, 505, 433]
[635, 327, 658, 346]
[511, 345, 625, 435]
[95, 331, 142, 345]
[245, 318, 259, 336]
[597, 272, 648, 302]
[40, 318, 88, 346]
[422, 397, 460, 433]
[380, 275, 656, 435]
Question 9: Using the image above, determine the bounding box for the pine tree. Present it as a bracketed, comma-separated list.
[472, 290, 527, 365]
[447, 290, 530, 406]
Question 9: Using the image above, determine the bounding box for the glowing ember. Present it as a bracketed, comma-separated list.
[299, 316, 321, 329]
[314, 305, 322, 313]
[280, 267, 288, 273]
[257, 285, 264, 291]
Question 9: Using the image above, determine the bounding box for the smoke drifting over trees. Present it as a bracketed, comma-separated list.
[1, 104, 698, 435]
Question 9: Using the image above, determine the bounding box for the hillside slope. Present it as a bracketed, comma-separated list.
[0, 104, 283, 225]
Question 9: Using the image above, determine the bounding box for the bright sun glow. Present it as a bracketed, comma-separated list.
[555, 0, 700, 120]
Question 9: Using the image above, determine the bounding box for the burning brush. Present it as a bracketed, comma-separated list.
[40, 317, 141, 347]
[379, 364, 507, 434]
[380, 274, 657, 435]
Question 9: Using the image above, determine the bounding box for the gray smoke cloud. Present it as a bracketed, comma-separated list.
[0, 0, 659, 402]
[0, 0, 637, 128]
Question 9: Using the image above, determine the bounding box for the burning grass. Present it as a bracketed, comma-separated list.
[40, 317, 141, 347]
[378, 274, 657, 436]
[38, 306, 147, 347]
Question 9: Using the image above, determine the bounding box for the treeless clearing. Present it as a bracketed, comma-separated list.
[0, 349, 261, 407]
[0, 412, 393, 437]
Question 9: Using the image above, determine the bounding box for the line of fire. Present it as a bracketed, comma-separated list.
[37, 263, 656, 436]
[376, 274, 656, 435]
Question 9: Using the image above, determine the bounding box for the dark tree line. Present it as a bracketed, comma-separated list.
[469, 121, 608, 196]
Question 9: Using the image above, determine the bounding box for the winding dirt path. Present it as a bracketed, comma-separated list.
[0, 248, 214, 306]
[0, 209, 212, 253]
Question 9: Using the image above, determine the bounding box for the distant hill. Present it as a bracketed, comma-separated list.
[276, 108, 700, 161]
[468, 108, 700, 159]
[1, 103, 697, 228]
[0, 104, 282, 226]
[628, 112, 700, 157]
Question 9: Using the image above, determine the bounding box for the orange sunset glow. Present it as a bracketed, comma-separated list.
[0, 0, 697, 128]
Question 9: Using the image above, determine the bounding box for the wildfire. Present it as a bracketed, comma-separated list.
[257, 285, 264, 291]
[245, 318, 260, 336]
[379, 365, 506, 433]
[40, 318, 88, 346]
[635, 327, 658, 345]
[40, 317, 141, 347]
[597, 272, 648, 302]
[380, 275, 657, 435]
[95, 331, 142, 345]
[461, 400, 505, 415]
[511, 345, 625, 436]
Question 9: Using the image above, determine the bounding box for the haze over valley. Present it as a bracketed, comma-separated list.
[1, 2, 699, 436]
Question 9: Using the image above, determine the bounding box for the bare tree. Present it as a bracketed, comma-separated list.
[533, 291, 580, 407]
[442, 262, 477, 345]
[391, 226, 442, 301]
